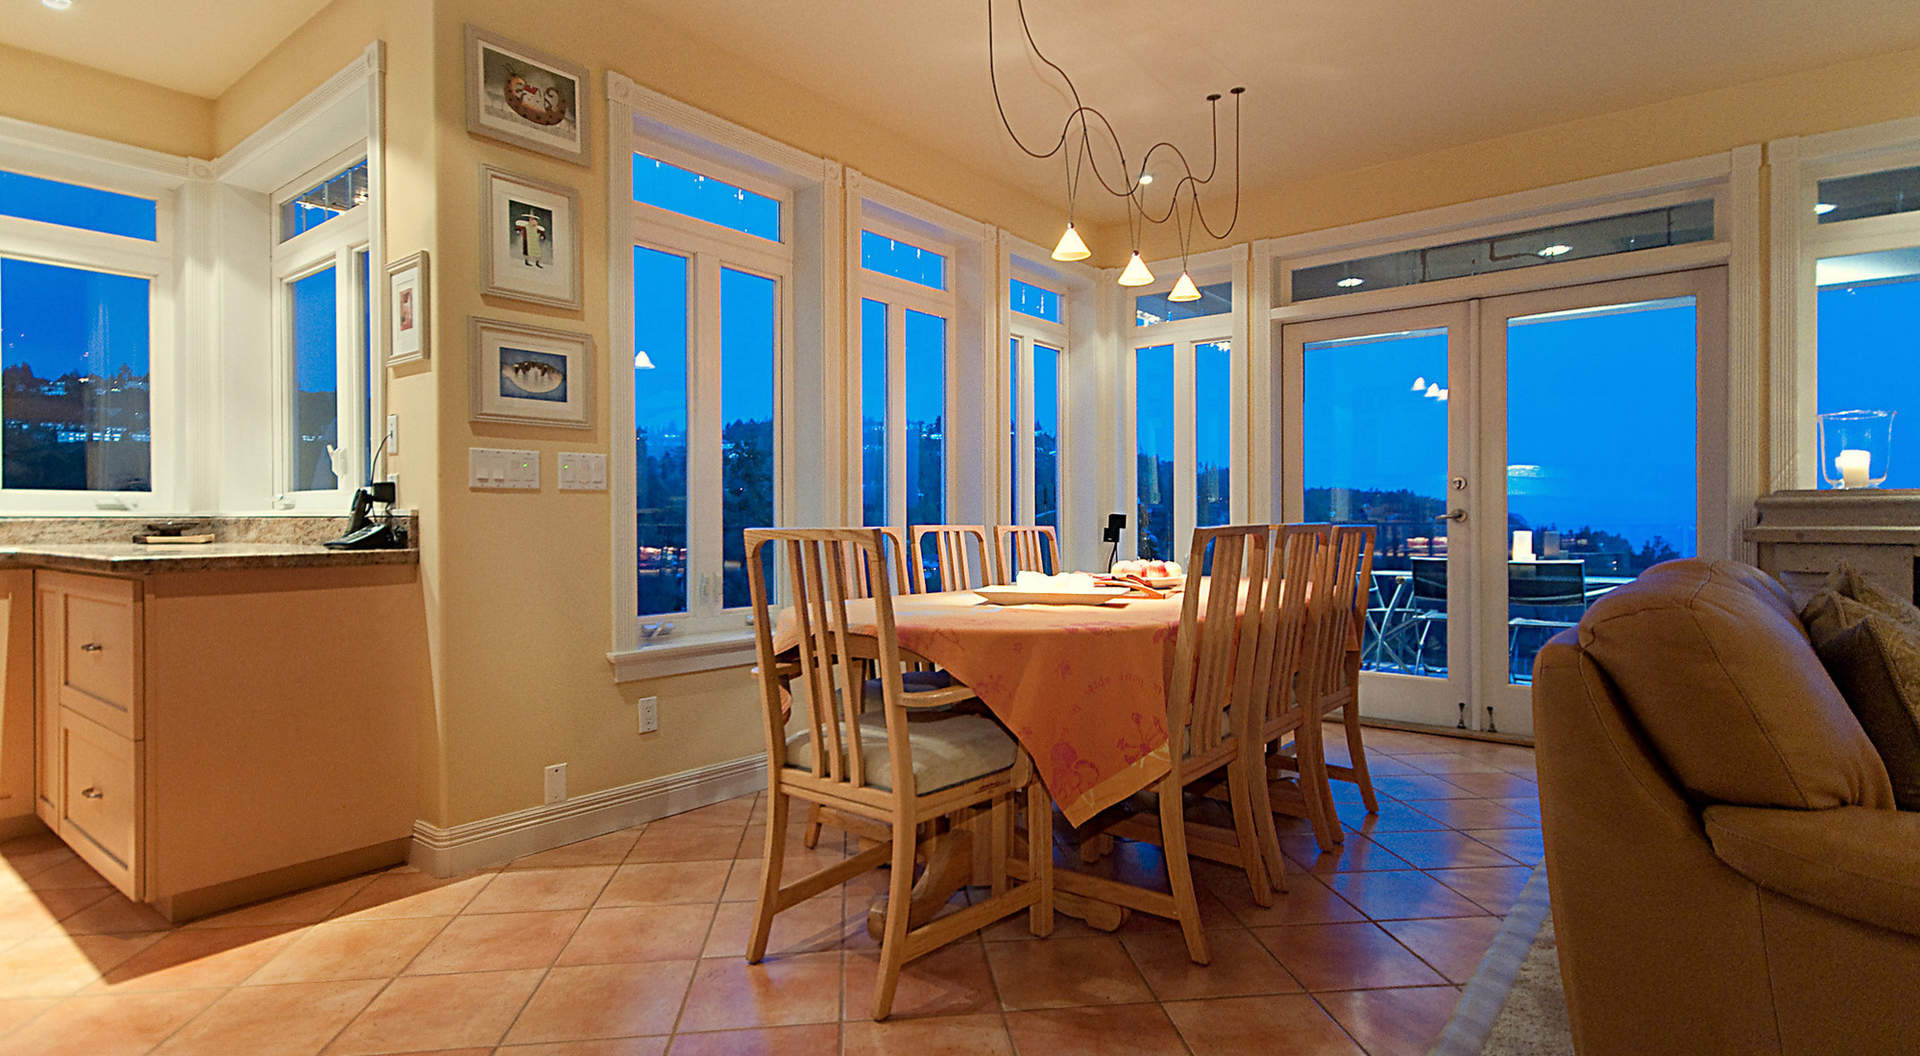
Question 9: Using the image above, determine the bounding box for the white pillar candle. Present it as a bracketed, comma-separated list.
[1511, 530, 1533, 562]
[1836, 448, 1873, 488]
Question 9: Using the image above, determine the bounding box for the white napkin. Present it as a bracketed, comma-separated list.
[1014, 570, 1100, 592]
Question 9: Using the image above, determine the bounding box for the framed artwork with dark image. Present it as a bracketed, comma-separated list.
[482, 166, 580, 308]
[469, 316, 592, 428]
[384, 250, 430, 366]
[463, 24, 589, 165]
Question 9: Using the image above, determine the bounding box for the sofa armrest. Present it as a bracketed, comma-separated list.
[1704, 804, 1920, 939]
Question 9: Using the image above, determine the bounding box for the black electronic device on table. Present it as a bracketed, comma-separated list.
[1102, 512, 1126, 571]
[326, 481, 407, 550]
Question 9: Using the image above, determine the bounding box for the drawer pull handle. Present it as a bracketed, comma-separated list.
[80, 786, 103, 800]
[79, 643, 104, 653]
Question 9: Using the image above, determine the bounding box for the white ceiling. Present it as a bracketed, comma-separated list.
[1, 0, 330, 98]
[6, 0, 1920, 219]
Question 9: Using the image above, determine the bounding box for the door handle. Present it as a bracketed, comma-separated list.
[79, 642, 103, 652]
[80, 786, 103, 800]
[1434, 509, 1467, 523]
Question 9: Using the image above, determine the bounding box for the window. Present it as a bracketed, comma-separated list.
[0, 169, 156, 241]
[632, 152, 781, 241]
[1008, 273, 1066, 529]
[278, 159, 368, 242]
[1129, 275, 1238, 561]
[1292, 201, 1714, 301]
[0, 164, 166, 504]
[272, 152, 372, 505]
[860, 226, 953, 529]
[1774, 121, 1920, 491]
[628, 151, 789, 628]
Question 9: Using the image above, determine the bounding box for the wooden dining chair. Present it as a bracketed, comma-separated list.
[1065, 524, 1290, 964]
[1267, 524, 1381, 850]
[745, 527, 1051, 1020]
[1239, 523, 1332, 884]
[911, 524, 993, 592]
[994, 524, 1062, 583]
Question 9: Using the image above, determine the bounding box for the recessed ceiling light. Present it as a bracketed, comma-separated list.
[1537, 243, 1572, 258]
[42, 0, 73, 9]
[1814, 202, 1837, 215]
[1336, 276, 1364, 288]
[1138, 173, 1154, 185]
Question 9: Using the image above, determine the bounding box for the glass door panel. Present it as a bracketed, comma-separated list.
[1195, 340, 1232, 529]
[1289, 303, 1472, 730]
[1501, 297, 1696, 684]
[1135, 344, 1176, 560]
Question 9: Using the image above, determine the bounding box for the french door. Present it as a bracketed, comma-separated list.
[1282, 269, 1727, 736]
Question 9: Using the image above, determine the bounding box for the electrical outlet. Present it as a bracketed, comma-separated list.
[542, 763, 566, 805]
[638, 696, 659, 734]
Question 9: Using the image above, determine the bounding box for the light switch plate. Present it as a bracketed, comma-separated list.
[470, 447, 540, 490]
[558, 451, 607, 491]
[385, 414, 399, 455]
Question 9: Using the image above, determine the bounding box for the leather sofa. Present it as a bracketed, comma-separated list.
[1532, 558, 1920, 1055]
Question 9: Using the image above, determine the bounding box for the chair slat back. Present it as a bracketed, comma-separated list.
[1253, 524, 1326, 733]
[995, 525, 1062, 583]
[747, 527, 914, 799]
[844, 525, 913, 599]
[1166, 525, 1275, 770]
[1509, 559, 1586, 606]
[1338, 525, 1377, 655]
[911, 524, 992, 592]
[1301, 526, 1369, 707]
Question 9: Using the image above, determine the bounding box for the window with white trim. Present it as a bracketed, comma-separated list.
[0, 164, 167, 506]
[1008, 274, 1062, 530]
[271, 150, 372, 505]
[1129, 268, 1237, 561]
[859, 225, 953, 529]
[629, 144, 789, 627]
[1774, 121, 1920, 490]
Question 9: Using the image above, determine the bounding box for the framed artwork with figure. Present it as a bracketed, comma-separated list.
[463, 24, 589, 164]
[384, 251, 430, 366]
[481, 166, 580, 309]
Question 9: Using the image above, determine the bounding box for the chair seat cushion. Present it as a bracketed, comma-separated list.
[785, 712, 1018, 794]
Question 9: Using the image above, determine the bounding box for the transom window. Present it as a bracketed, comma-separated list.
[278, 159, 368, 242]
[0, 169, 156, 241]
[1009, 277, 1060, 322]
[632, 152, 781, 241]
[1008, 271, 1066, 531]
[1137, 281, 1233, 326]
[860, 225, 953, 530]
[861, 230, 946, 291]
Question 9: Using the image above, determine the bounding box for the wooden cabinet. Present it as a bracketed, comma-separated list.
[35, 571, 145, 898]
[20, 563, 424, 919]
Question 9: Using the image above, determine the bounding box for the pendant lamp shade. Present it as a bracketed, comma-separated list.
[1117, 251, 1155, 287]
[1051, 223, 1091, 261]
[1168, 271, 1201, 301]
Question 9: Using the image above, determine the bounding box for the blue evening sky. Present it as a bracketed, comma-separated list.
[291, 267, 337, 394]
[1818, 276, 1920, 488]
[0, 258, 149, 379]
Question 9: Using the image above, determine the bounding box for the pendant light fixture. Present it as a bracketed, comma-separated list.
[989, 0, 1243, 285]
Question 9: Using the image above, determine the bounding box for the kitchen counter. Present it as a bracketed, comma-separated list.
[0, 541, 418, 575]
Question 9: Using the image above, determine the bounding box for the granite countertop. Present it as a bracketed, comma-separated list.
[0, 541, 419, 574]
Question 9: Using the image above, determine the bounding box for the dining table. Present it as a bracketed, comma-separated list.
[771, 586, 1196, 933]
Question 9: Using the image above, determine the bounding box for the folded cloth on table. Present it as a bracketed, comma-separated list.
[1013, 570, 1099, 593]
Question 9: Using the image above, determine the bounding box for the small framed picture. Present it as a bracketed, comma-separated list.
[385, 251, 430, 366]
[469, 317, 593, 428]
[463, 24, 589, 165]
[482, 166, 580, 309]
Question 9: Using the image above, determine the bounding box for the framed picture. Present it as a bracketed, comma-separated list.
[385, 251, 430, 366]
[482, 166, 581, 309]
[469, 317, 593, 428]
[463, 24, 589, 165]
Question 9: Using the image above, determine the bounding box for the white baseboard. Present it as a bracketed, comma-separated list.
[409, 754, 768, 876]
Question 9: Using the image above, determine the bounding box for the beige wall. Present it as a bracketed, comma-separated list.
[0, 43, 213, 159]
[7, 3, 1920, 834]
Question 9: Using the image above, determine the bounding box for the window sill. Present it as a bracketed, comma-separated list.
[607, 630, 757, 682]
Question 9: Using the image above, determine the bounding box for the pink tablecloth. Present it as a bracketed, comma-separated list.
[774, 591, 1184, 826]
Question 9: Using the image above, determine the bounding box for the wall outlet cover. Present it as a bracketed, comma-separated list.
[542, 763, 566, 805]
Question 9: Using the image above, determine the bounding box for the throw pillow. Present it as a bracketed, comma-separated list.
[1815, 620, 1920, 811]
[1816, 563, 1920, 636]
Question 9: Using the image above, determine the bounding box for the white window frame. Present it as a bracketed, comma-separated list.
[605, 71, 837, 680]
[269, 146, 371, 509]
[1120, 245, 1249, 563]
[1767, 116, 1920, 492]
[1005, 259, 1068, 527]
[0, 143, 182, 512]
[1260, 147, 1762, 560]
[858, 214, 958, 529]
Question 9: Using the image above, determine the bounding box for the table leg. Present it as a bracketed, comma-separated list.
[864, 819, 978, 940]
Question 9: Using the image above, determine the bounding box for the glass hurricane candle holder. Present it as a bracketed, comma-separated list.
[1818, 409, 1895, 489]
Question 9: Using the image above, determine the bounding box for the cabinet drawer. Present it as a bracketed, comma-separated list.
[48, 575, 140, 739]
[58, 710, 138, 897]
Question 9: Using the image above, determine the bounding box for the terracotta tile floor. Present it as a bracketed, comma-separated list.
[0, 726, 1536, 1054]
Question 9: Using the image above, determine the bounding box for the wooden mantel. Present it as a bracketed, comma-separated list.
[1747, 490, 1920, 602]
